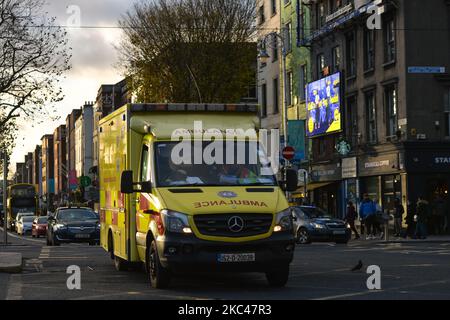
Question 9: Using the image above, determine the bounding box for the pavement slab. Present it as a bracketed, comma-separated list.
[0, 252, 23, 273]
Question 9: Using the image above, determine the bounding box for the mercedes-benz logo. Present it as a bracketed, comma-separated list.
[228, 216, 244, 233]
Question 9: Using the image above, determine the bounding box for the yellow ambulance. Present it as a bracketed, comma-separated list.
[99, 103, 298, 288]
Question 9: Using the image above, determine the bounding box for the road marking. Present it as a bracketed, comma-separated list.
[0, 227, 45, 244]
[6, 274, 23, 300]
[39, 247, 50, 259]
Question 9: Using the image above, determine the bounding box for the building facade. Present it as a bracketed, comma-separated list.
[65, 109, 81, 197]
[53, 125, 67, 204]
[257, 0, 282, 130]
[41, 134, 54, 211]
[75, 103, 94, 201]
[302, 0, 450, 220]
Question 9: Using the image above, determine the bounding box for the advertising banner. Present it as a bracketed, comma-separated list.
[306, 73, 342, 137]
[287, 120, 306, 162]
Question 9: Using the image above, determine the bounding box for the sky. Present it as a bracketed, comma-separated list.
[10, 0, 132, 171]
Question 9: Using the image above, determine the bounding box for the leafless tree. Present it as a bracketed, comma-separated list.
[0, 0, 71, 141]
[118, 0, 256, 103]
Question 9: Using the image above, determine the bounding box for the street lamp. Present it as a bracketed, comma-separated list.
[258, 31, 290, 154]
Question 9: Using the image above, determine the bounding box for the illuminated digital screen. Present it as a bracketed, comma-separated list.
[306, 72, 342, 137]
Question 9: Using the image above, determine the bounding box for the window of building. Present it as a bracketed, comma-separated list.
[346, 96, 358, 146]
[258, 5, 265, 25]
[316, 2, 326, 28]
[298, 6, 305, 41]
[385, 85, 398, 136]
[261, 83, 267, 118]
[365, 91, 377, 144]
[271, 0, 277, 15]
[299, 65, 307, 101]
[346, 31, 356, 77]
[364, 29, 375, 70]
[445, 88, 450, 137]
[284, 22, 292, 53]
[332, 46, 341, 73]
[317, 53, 325, 79]
[384, 17, 396, 63]
[273, 78, 279, 114]
[272, 33, 279, 62]
[286, 72, 293, 106]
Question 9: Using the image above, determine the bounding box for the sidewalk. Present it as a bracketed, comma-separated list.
[0, 252, 23, 273]
[352, 235, 450, 244]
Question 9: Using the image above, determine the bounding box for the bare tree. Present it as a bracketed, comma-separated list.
[118, 0, 256, 103]
[0, 0, 71, 138]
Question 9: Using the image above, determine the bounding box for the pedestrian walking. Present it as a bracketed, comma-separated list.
[432, 196, 446, 235]
[404, 200, 416, 239]
[415, 196, 429, 240]
[394, 198, 405, 237]
[359, 194, 377, 240]
[345, 201, 360, 240]
[373, 199, 384, 239]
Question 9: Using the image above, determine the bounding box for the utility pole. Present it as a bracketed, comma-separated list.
[2, 150, 8, 246]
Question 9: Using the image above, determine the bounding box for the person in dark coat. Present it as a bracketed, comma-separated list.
[415, 197, 429, 240]
[345, 201, 360, 240]
[393, 198, 405, 237]
[404, 200, 416, 239]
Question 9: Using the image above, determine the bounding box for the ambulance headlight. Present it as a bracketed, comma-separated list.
[161, 210, 192, 234]
[274, 208, 293, 232]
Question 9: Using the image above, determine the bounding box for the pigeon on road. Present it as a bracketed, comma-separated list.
[351, 260, 363, 272]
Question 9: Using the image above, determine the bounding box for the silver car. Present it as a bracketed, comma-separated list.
[292, 206, 351, 245]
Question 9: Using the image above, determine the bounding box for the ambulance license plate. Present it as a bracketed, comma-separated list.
[333, 231, 346, 235]
[217, 253, 255, 263]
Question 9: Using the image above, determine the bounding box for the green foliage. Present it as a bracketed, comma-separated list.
[119, 0, 256, 103]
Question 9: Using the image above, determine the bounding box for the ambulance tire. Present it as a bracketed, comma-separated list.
[265, 265, 290, 287]
[147, 239, 171, 289]
[114, 256, 128, 272]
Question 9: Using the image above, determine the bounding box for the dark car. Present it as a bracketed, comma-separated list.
[292, 206, 351, 244]
[47, 207, 100, 246]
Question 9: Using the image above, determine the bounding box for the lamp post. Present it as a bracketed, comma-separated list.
[258, 30, 293, 199]
[258, 31, 290, 154]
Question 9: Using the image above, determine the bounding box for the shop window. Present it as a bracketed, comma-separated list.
[382, 175, 401, 212]
[361, 176, 380, 202]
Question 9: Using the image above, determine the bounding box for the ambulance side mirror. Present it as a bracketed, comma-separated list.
[121, 171, 134, 194]
[285, 169, 298, 192]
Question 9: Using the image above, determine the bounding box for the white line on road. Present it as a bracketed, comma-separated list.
[0, 227, 45, 244]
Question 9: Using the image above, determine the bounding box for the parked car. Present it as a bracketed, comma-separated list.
[32, 216, 49, 238]
[47, 207, 100, 246]
[16, 216, 36, 236]
[292, 206, 351, 244]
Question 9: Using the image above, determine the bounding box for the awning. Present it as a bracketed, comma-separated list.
[306, 182, 335, 191]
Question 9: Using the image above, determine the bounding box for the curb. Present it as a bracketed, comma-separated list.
[0, 253, 23, 273]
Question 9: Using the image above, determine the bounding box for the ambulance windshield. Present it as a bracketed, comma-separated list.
[155, 141, 277, 188]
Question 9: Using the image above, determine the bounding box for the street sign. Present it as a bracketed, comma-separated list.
[79, 176, 92, 188]
[408, 67, 446, 74]
[282, 146, 296, 161]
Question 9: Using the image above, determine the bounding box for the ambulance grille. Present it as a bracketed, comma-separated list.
[194, 214, 273, 238]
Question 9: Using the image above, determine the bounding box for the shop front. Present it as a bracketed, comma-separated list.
[358, 152, 406, 213]
[405, 146, 450, 227]
[308, 163, 343, 218]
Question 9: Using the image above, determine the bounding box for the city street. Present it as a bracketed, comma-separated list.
[1, 228, 450, 300]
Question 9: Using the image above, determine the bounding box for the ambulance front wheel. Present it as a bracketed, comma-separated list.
[147, 239, 171, 289]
